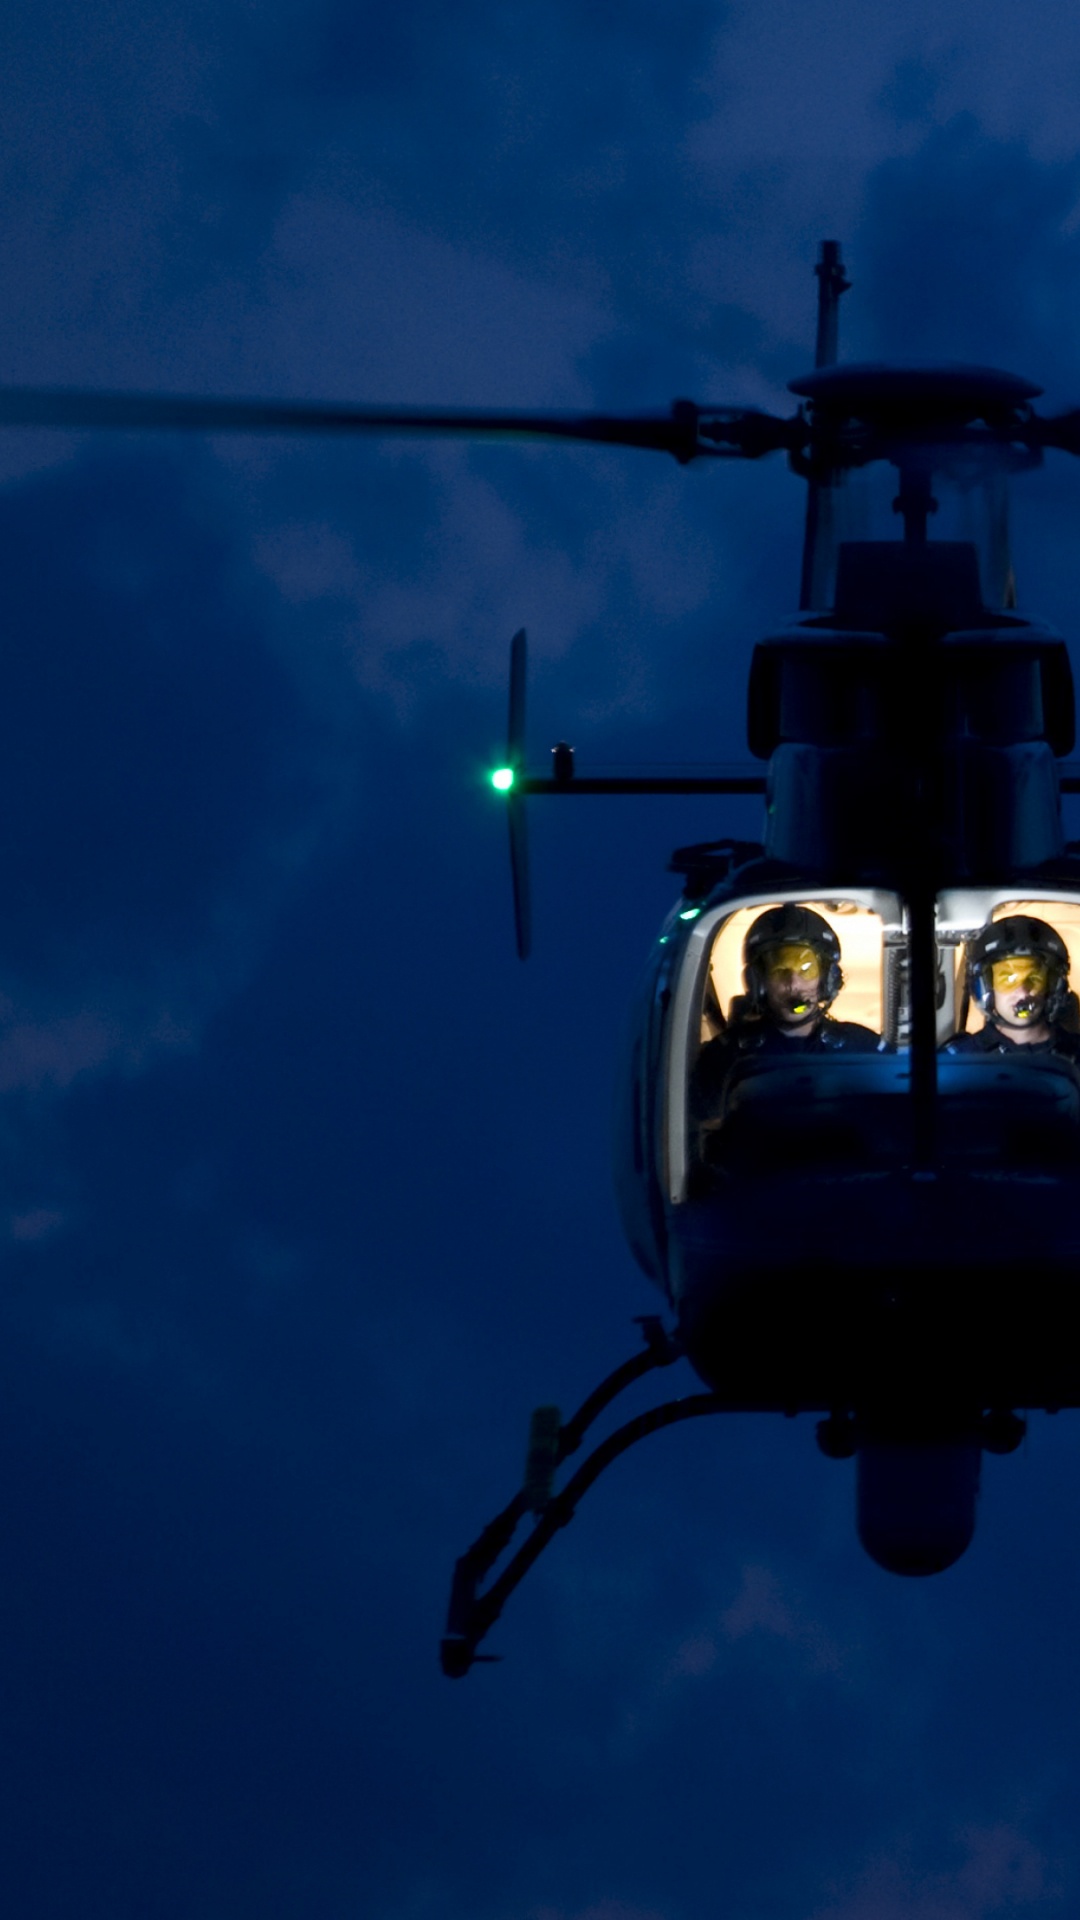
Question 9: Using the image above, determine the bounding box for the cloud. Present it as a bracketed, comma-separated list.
[854, 120, 1080, 383]
[0, 444, 332, 1078]
[6, 1205, 65, 1243]
[662, 1561, 853, 1684]
[813, 1823, 1058, 1920]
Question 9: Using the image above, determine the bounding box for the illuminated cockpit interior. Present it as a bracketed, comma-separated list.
[664, 889, 905, 1202]
[705, 898, 891, 1041]
[665, 886, 1080, 1205]
[937, 892, 1080, 1039]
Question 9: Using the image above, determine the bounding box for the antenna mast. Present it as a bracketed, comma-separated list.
[798, 240, 851, 610]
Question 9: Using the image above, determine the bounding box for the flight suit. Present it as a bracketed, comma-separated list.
[943, 1023, 1080, 1062]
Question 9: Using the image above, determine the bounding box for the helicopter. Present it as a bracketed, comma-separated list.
[444, 248, 1080, 1671]
[7, 241, 1080, 1670]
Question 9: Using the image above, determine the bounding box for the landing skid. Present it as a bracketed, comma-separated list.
[440, 1317, 723, 1677]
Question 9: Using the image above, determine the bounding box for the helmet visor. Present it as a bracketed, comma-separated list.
[761, 943, 824, 985]
[990, 955, 1051, 996]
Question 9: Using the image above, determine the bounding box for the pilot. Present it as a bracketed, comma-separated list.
[944, 915, 1080, 1059]
[692, 904, 884, 1123]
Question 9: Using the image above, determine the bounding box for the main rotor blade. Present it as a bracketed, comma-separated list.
[1025, 409, 1080, 456]
[0, 387, 799, 463]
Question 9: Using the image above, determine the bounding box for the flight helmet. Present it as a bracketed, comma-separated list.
[743, 904, 843, 1011]
[968, 915, 1070, 1023]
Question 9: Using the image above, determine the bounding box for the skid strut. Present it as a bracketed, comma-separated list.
[440, 1317, 723, 1677]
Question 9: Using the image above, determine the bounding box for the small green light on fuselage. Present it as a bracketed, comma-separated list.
[491, 767, 515, 792]
[679, 906, 702, 921]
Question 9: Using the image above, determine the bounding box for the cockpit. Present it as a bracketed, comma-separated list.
[661, 887, 1080, 1206]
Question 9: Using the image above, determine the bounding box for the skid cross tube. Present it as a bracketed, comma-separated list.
[441, 1327, 727, 1678]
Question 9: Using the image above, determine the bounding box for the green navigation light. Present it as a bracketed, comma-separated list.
[679, 906, 703, 921]
[491, 767, 515, 792]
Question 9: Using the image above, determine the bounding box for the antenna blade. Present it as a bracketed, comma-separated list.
[508, 628, 527, 767]
[508, 795, 531, 960]
[799, 240, 851, 611]
[1027, 408, 1080, 455]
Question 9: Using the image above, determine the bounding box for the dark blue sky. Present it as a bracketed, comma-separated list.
[3, 5, 1080, 1916]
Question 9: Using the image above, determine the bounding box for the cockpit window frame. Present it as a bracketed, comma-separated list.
[665, 886, 904, 1204]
